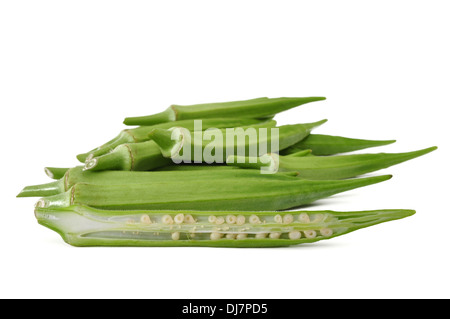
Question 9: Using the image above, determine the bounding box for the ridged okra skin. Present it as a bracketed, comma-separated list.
[37, 174, 392, 211]
[18, 166, 277, 197]
[226, 146, 438, 179]
[280, 134, 397, 156]
[35, 205, 415, 247]
[123, 96, 326, 126]
[150, 120, 327, 163]
[83, 120, 278, 172]
[76, 117, 268, 163]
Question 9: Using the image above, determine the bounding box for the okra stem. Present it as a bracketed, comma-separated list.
[44, 167, 70, 180]
[37, 174, 392, 211]
[226, 146, 437, 179]
[35, 205, 414, 247]
[123, 96, 326, 126]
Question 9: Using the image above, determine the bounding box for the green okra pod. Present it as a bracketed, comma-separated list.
[226, 146, 438, 179]
[123, 96, 326, 126]
[83, 120, 278, 172]
[35, 205, 415, 247]
[280, 134, 397, 156]
[18, 166, 263, 198]
[77, 117, 268, 163]
[36, 173, 392, 211]
[149, 120, 327, 164]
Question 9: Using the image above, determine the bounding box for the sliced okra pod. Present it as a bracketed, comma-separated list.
[35, 205, 415, 247]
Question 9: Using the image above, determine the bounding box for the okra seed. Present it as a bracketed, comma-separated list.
[171, 232, 180, 240]
[140, 214, 152, 224]
[255, 233, 268, 239]
[226, 233, 237, 239]
[304, 230, 317, 238]
[288, 231, 301, 240]
[249, 215, 261, 224]
[236, 215, 246, 225]
[274, 214, 283, 224]
[236, 233, 247, 240]
[208, 215, 217, 223]
[320, 228, 333, 237]
[283, 214, 294, 224]
[184, 214, 195, 224]
[226, 215, 237, 224]
[215, 216, 225, 225]
[298, 213, 310, 223]
[162, 214, 174, 224]
[269, 232, 281, 239]
[210, 232, 222, 240]
[174, 213, 184, 224]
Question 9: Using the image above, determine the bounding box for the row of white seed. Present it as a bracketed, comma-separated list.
[167, 228, 334, 241]
[209, 228, 333, 240]
[139, 213, 197, 225]
[139, 213, 330, 229]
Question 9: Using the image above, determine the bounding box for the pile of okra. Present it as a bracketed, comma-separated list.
[18, 97, 437, 247]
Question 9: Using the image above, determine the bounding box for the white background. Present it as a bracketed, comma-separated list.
[1, 1, 449, 299]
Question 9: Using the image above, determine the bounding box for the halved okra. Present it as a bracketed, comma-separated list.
[123, 96, 326, 126]
[35, 173, 392, 211]
[35, 205, 415, 247]
[226, 146, 437, 179]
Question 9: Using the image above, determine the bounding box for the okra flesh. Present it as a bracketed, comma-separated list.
[123, 97, 326, 126]
[280, 134, 397, 156]
[77, 117, 271, 162]
[37, 174, 392, 211]
[35, 205, 415, 247]
[227, 146, 437, 180]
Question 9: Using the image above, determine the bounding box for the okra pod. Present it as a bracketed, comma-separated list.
[123, 96, 326, 126]
[83, 120, 278, 172]
[226, 146, 437, 179]
[36, 174, 392, 211]
[18, 166, 264, 197]
[77, 118, 268, 162]
[35, 205, 414, 247]
[150, 120, 327, 164]
[280, 134, 397, 156]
